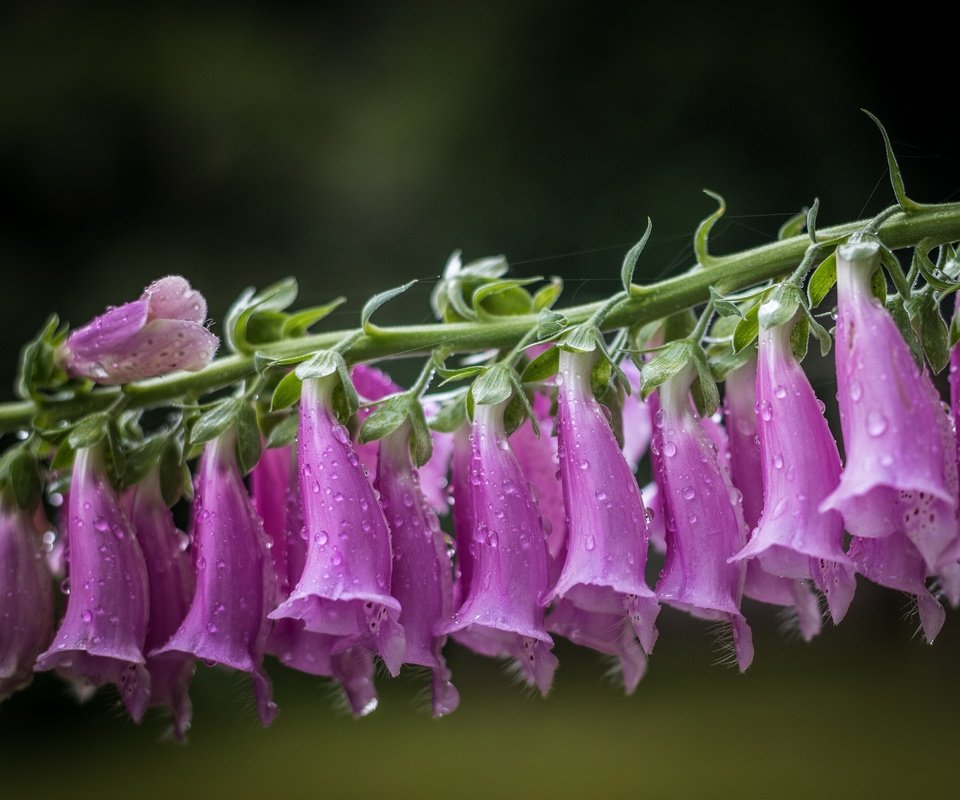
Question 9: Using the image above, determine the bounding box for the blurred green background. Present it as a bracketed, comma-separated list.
[2, 2, 959, 798]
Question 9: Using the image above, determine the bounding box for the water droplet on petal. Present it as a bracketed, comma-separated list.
[866, 410, 887, 437]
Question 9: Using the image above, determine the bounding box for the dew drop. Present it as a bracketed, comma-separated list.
[850, 380, 863, 402]
[774, 385, 787, 399]
[663, 442, 677, 457]
[584, 535, 596, 551]
[866, 410, 887, 437]
[681, 486, 695, 500]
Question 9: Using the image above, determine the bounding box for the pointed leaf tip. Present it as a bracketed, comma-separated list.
[862, 109, 923, 213]
[695, 191, 727, 267]
[621, 218, 653, 294]
[362, 280, 417, 335]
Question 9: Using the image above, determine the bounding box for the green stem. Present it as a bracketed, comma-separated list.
[3, 202, 960, 434]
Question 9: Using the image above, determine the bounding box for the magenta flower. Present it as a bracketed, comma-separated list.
[125, 470, 196, 739]
[620, 358, 654, 474]
[729, 327, 856, 625]
[848, 532, 945, 643]
[269, 377, 406, 676]
[449, 426, 476, 606]
[510, 391, 566, 560]
[62, 276, 218, 384]
[252, 445, 378, 717]
[153, 430, 277, 726]
[36, 446, 151, 720]
[723, 358, 765, 529]
[821, 238, 959, 572]
[1, 503, 54, 702]
[652, 366, 753, 671]
[437, 399, 558, 694]
[377, 426, 460, 716]
[545, 349, 659, 655]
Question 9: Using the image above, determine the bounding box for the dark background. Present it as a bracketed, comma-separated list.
[2, 3, 959, 798]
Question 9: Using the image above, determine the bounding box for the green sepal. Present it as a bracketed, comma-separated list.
[732, 300, 761, 353]
[758, 284, 803, 329]
[805, 311, 833, 358]
[428, 394, 467, 434]
[295, 351, 358, 416]
[887, 296, 924, 366]
[472, 278, 538, 319]
[408, 403, 434, 467]
[225, 278, 299, 354]
[470, 364, 515, 406]
[807, 252, 837, 308]
[621, 218, 653, 294]
[67, 412, 110, 450]
[790, 315, 810, 363]
[281, 297, 347, 338]
[905, 292, 950, 373]
[561, 324, 600, 354]
[862, 109, 923, 213]
[805, 198, 820, 244]
[878, 245, 911, 299]
[521, 346, 560, 383]
[362, 281, 417, 335]
[189, 397, 243, 447]
[690, 350, 720, 418]
[236, 402, 263, 476]
[778, 209, 807, 241]
[694, 190, 727, 267]
[265, 413, 299, 449]
[122, 435, 167, 490]
[709, 344, 755, 382]
[0, 446, 43, 510]
[709, 286, 743, 318]
[16, 314, 69, 400]
[270, 371, 303, 412]
[159, 437, 188, 506]
[358, 395, 410, 445]
[912, 246, 958, 293]
[537, 309, 567, 341]
[640, 340, 695, 398]
[533, 278, 563, 311]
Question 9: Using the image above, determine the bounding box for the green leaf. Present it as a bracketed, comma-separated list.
[907, 293, 950, 373]
[428, 394, 467, 433]
[362, 281, 417, 335]
[806, 198, 820, 244]
[270, 371, 303, 412]
[862, 109, 923, 213]
[732, 301, 761, 353]
[758, 284, 803, 329]
[509, 374, 539, 437]
[235, 402, 263, 475]
[123, 437, 167, 489]
[709, 345, 754, 382]
[709, 286, 743, 318]
[51, 441, 75, 471]
[777, 209, 807, 241]
[408, 403, 434, 467]
[470, 364, 515, 406]
[806, 311, 833, 357]
[879, 245, 910, 299]
[807, 252, 837, 308]
[296, 350, 345, 381]
[532, 277, 563, 311]
[159, 438, 186, 507]
[189, 398, 242, 446]
[16, 314, 65, 399]
[225, 278, 300, 353]
[790, 314, 810, 362]
[912, 246, 958, 293]
[266, 413, 299, 449]
[621, 218, 653, 293]
[872, 266, 888, 303]
[691, 351, 720, 418]
[888, 296, 924, 366]
[694, 190, 727, 267]
[521, 346, 560, 383]
[68, 413, 110, 450]
[472, 278, 537, 319]
[562, 324, 600, 354]
[640, 340, 694, 397]
[537, 309, 567, 341]
[281, 297, 347, 337]
[358, 397, 409, 444]
[4, 447, 43, 510]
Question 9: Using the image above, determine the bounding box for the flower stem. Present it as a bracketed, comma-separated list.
[3, 202, 960, 434]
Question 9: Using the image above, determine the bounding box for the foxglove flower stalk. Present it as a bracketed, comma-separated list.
[270, 376, 406, 676]
[1, 501, 54, 701]
[36, 446, 151, 719]
[153, 430, 277, 726]
[62, 276, 218, 384]
[652, 366, 753, 670]
[125, 470, 196, 739]
[376, 425, 460, 716]
[729, 329, 856, 626]
[252, 446, 378, 717]
[822, 238, 959, 572]
[437, 400, 558, 694]
[545, 349, 659, 657]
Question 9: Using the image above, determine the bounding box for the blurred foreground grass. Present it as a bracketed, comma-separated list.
[2, 593, 957, 800]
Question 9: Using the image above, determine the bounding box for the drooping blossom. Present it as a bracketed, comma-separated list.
[125, 469, 196, 739]
[449, 426, 475, 607]
[437, 399, 558, 694]
[252, 446, 378, 717]
[269, 376, 406, 676]
[62, 276, 218, 384]
[620, 358, 654, 474]
[848, 532, 945, 643]
[36, 446, 151, 719]
[1, 501, 54, 701]
[545, 349, 659, 664]
[652, 365, 753, 671]
[728, 330, 856, 626]
[352, 364, 453, 515]
[821, 238, 959, 572]
[377, 425, 460, 716]
[153, 429, 277, 726]
[942, 295, 960, 607]
[510, 391, 566, 560]
[699, 369, 822, 642]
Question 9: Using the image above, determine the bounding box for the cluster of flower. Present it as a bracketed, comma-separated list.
[2, 239, 959, 738]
